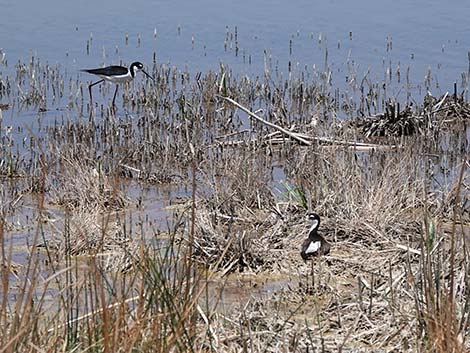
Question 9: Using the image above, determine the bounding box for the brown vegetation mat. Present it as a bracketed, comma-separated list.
[42, 153, 136, 271]
[49, 152, 127, 211]
[351, 93, 470, 138]
[185, 136, 470, 351]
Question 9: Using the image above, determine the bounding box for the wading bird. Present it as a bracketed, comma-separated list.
[300, 212, 330, 289]
[81, 61, 154, 107]
[300, 213, 330, 260]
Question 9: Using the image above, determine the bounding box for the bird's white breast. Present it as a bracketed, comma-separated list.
[305, 240, 321, 254]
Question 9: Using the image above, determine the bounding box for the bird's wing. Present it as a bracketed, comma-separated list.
[81, 66, 128, 76]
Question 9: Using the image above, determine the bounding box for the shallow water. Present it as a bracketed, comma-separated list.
[1, 0, 470, 97]
[1, 0, 470, 145]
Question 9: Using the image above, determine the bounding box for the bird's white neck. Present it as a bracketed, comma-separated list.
[308, 219, 319, 235]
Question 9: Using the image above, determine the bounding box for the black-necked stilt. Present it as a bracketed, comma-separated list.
[81, 61, 154, 106]
[300, 213, 330, 261]
[300, 213, 330, 291]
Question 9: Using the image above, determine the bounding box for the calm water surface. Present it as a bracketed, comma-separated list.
[1, 0, 469, 93]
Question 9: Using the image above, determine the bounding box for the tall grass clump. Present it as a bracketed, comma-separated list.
[0, 157, 210, 352]
[410, 158, 470, 352]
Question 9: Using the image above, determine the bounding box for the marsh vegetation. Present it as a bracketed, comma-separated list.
[2, 30, 470, 352]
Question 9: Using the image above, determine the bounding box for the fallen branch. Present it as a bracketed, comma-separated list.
[218, 95, 312, 146]
[218, 96, 396, 150]
[395, 244, 420, 255]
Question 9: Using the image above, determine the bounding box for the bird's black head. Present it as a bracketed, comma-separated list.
[306, 213, 320, 232]
[130, 62, 144, 75]
[129, 61, 154, 81]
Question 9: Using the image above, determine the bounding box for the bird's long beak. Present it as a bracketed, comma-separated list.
[142, 70, 155, 82]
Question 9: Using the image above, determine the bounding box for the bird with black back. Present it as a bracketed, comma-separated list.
[81, 61, 154, 108]
[300, 213, 330, 291]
